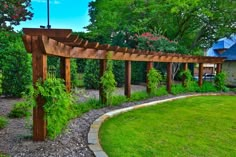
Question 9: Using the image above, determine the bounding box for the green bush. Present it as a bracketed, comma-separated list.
[180, 69, 193, 88]
[36, 78, 76, 139]
[214, 72, 226, 91]
[8, 102, 32, 118]
[147, 68, 162, 95]
[155, 86, 168, 96]
[113, 61, 125, 87]
[131, 62, 146, 84]
[0, 116, 8, 129]
[198, 82, 217, 93]
[84, 60, 100, 89]
[0, 71, 2, 95]
[111, 95, 127, 106]
[83, 60, 124, 89]
[0, 31, 32, 97]
[47, 57, 79, 87]
[77, 59, 87, 73]
[129, 91, 150, 102]
[171, 84, 186, 95]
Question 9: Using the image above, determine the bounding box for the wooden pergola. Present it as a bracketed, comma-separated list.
[22, 28, 225, 141]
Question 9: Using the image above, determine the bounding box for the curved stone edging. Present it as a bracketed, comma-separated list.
[87, 93, 223, 157]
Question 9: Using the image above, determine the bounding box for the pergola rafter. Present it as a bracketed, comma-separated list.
[23, 29, 224, 64]
[22, 28, 225, 141]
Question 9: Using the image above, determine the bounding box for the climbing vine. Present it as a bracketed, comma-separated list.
[147, 68, 162, 95]
[36, 78, 76, 139]
[101, 52, 117, 105]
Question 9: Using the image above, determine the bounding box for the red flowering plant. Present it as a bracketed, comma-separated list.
[137, 32, 186, 53]
[137, 32, 187, 79]
[0, 0, 33, 30]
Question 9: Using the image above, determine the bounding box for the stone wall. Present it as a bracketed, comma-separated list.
[222, 61, 236, 86]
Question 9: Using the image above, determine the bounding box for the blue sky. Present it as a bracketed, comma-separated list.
[14, 0, 93, 32]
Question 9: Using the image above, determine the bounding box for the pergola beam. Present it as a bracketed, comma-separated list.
[32, 34, 225, 64]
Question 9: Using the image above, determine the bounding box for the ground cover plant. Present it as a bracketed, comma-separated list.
[0, 116, 8, 129]
[100, 96, 236, 157]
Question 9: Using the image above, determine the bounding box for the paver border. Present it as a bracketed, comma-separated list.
[87, 93, 231, 157]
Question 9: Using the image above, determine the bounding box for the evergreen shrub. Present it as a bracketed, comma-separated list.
[84, 60, 100, 89]
[0, 31, 31, 97]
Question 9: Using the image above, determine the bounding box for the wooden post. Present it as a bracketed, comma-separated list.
[198, 63, 203, 87]
[125, 61, 131, 98]
[167, 62, 172, 93]
[60, 57, 71, 92]
[146, 62, 153, 94]
[99, 59, 106, 104]
[182, 63, 188, 86]
[32, 36, 47, 141]
[216, 63, 222, 74]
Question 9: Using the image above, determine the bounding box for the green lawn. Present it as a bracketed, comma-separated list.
[100, 96, 236, 157]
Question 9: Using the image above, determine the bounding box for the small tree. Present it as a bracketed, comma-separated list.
[101, 53, 117, 105]
[147, 68, 162, 95]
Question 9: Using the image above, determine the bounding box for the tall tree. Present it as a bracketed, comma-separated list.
[86, 0, 236, 52]
[0, 0, 33, 30]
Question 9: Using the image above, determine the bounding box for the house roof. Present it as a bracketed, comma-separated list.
[212, 38, 235, 50]
[207, 35, 236, 61]
[220, 43, 236, 60]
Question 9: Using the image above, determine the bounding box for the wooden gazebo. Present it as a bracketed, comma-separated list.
[22, 28, 225, 141]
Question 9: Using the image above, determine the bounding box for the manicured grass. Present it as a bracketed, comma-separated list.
[100, 96, 236, 157]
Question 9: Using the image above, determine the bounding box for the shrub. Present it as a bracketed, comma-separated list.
[0, 116, 8, 129]
[77, 59, 87, 73]
[171, 84, 186, 95]
[36, 78, 76, 139]
[155, 86, 168, 96]
[131, 62, 146, 84]
[84, 60, 100, 89]
[0, 31, 32, 97]
[214, 72, 226, 91]
[101, 53, 117, 105]
[129, 91, 150, 102]
[111, 95, 127, 106]
[180, 69, 193, 88]
[147, 68, 162, 95]
[113, 61, 125, 87]
[84, 60, 124, 89]
[8, 102, 32, 118]
[0, 71, 2, 95]
[198, 82, 217, 93]
[47, 57, 79, 87]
